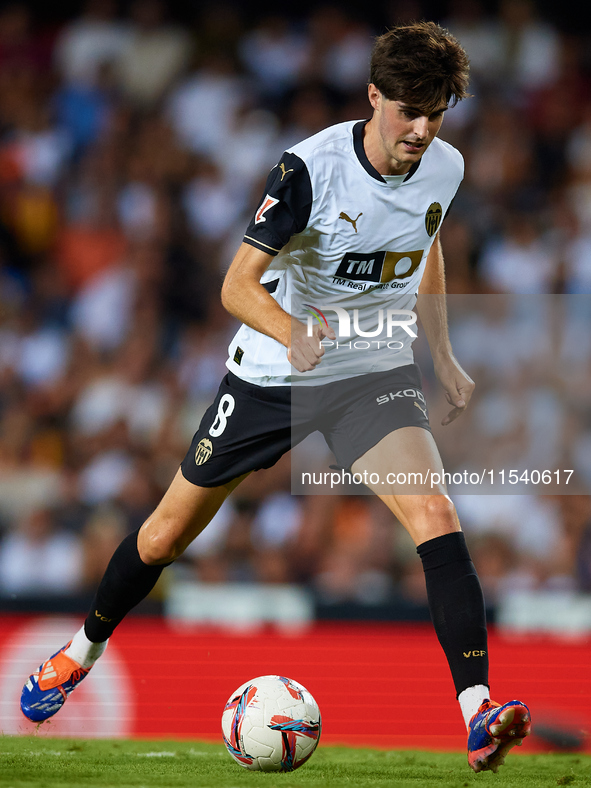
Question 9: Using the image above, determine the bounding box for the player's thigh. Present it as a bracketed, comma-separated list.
[138, 468, 247, 564]
[351, 426, 445, 493]
[351, 426, 460, 546]
[141, 373, 295, 564]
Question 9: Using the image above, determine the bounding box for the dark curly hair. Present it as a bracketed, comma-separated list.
[370, 21, 470, 113]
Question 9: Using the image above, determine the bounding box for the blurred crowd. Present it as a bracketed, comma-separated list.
[1, 0, 591, 612]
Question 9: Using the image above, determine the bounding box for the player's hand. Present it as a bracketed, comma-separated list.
[287, 319, 336, 372]
[434, 354, 475, 426]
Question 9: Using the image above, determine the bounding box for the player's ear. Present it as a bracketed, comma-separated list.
[368, 83, 381, 112]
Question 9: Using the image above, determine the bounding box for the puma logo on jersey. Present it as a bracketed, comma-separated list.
[255, 194, 279, 223]
[339, 211, 363, 233]
[279, 163, 294, 181]
[414, 401, 428, 418]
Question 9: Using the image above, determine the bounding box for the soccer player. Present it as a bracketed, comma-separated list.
[21, 22, 530, 772]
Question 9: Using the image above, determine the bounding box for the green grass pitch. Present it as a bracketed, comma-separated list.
[0, 737, 589, 788]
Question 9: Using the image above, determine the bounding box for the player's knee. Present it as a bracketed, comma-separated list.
[419, 494, 459, 534]
[425, 495, 458, 522]
[137, 521, 186, 565]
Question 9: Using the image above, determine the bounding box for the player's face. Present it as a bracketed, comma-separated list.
[368, 86, 447, 174]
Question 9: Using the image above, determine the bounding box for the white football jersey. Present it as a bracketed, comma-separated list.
[226, 119, 463, 386]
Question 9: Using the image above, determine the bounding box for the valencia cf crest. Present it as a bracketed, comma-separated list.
[195, 438, 213, 465]
[425, 202, 442, 237]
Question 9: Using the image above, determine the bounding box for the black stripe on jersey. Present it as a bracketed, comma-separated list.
[261, 278, 279, 294]
[243, 152, 312, 256]
[353, 120, 386, 183]
[352, 120, 421, 183]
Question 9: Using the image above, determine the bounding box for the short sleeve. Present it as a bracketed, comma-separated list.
[444, 197, 455, 221]
[243, 152, 313, 256]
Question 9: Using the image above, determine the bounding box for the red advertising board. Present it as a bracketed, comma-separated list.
[1, 616, 589, 752]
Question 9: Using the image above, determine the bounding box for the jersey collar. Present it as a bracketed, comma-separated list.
[353, 120, 421, 185]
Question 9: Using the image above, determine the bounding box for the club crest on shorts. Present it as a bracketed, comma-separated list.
[425, 202, 442, 237]
[195, 438, 213, 465]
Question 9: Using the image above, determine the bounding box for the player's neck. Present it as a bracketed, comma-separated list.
[363, 117, 413, 176]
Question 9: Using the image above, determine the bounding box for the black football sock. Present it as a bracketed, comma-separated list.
[84, 528, 172, 643]
[417, 531, 489, 697]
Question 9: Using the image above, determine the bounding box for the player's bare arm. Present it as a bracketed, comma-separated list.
[417, 233, 475, 425]
[221, 242, 335, 372]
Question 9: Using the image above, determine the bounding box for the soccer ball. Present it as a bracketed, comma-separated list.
[221, 675, 321, 771]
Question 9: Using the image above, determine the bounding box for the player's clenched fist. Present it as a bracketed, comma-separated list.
[288, 318, 336, 372]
